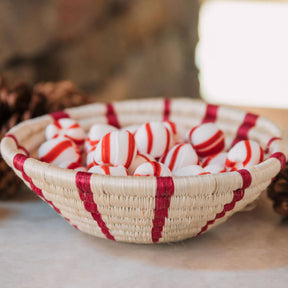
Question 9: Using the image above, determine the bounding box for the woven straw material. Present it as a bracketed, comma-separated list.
[1, 98, 287, 244]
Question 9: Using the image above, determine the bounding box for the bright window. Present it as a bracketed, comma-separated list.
[197, 1, 288, 108]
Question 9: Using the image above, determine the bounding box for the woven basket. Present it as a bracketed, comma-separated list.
[1, 98, 287, 244]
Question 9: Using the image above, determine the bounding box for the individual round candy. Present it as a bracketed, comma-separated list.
[85, 124, 118, 153]
[226, 140, 264, 170]
[134, 161, 172, 177]
[173, 165, 210, 176]
[127, 153, 155, 175]
[160, 143, 198, 173]
[58, 161, 88, 172]
[39, 137, 81, 166]
[135, 121, 173, 158]
[94, 130, 136, 169]
[163, 121, 187, 143]
[188, 123, 225, 158]
[88, 165, 128, 176]
[202, 152, 228, 173]
[45, 118, 85, 149]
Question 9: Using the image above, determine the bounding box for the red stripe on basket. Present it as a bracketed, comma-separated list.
[152, 176, 175, 243]
[54, 120, 62, 129]
[13, 154, 45, 199]
[265, 137, 282, 154]
[13, 153, 77, 228]
[231, 113, 258, 147]
[163, 99, 171, 121]
[106, 103, 120, 128]
[50, 111, 70, 120]
[202, 104, 219, 123]
[76, 172, 115, 240]
[4, 134, 29, 156]
[270, 152, 286, 170]
[197, 169, 252, 236]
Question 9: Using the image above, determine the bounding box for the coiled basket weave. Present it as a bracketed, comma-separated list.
[1, 98, 287, 244]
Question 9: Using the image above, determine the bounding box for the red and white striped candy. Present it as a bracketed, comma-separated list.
[226, 139, 264, 170]
[202, 152, 227, 173]
[121, 125, 139, 136]
[134, 161, 172, 177]
[45, 118, 85, 149]
[160, 143, 198, 173]
[38, 137, 81, 166]
[86, 146, 99, 170]
[163, 121, 187, 143]
[203, 164, 226, 174]
[128, 153, 155, 175]
[173, 165, 210, 176]
[88, 165, 128, 176]
[188, 123, 225, 158]
[94, 130, 136, 169]
[58, 161, 88, 172]
[85, 124, 118, 153]
[135, 121, 173, 158]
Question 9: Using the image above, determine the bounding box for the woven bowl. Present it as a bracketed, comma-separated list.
[1, 98, 287, 244]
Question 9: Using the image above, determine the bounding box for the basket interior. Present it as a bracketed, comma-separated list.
[15, 98, 282, 157]
[1, 98, 287, 243]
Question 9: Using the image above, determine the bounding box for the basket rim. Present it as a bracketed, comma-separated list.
[1, 97, 287, 196]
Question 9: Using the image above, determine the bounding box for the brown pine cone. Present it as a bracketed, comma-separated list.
[32, 81, 86, 114]
[267, 163, 288, 218]
[0, 78, 30, 133]
[0, 76, 89, 199]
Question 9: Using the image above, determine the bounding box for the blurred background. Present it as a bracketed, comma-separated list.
[1, 0, 288, 107]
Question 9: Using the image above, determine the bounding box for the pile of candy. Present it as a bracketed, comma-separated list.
[38, 118, 264, 177]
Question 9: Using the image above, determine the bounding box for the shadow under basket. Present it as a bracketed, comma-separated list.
[1, 98, 287, 244]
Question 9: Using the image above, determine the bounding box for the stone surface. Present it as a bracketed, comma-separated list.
[0, 185, 288, 288]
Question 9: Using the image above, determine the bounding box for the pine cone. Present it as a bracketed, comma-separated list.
[0, 76, 89, 199]
[32, 81, 86, 113]
[267, 163, 288, 218]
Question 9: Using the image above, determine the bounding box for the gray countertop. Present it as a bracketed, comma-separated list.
[1, 187, 287, 288]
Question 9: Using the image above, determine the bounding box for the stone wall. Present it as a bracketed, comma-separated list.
[0, 0, 200, 101]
